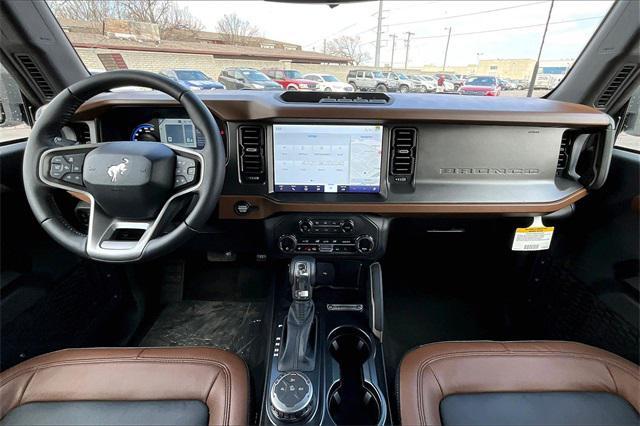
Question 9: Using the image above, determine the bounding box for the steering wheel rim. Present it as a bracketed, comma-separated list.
[23, 70, 225, 262]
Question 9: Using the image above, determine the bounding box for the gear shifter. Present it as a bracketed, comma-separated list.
[278, 256, 316, 372]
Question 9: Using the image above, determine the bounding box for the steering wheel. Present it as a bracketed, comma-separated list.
[23, 70, 225, 262]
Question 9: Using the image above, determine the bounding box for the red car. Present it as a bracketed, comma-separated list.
[262, 68, 318, 91]
[458, 75, 501, 96]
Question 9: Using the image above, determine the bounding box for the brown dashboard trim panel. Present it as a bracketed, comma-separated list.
[74, 92, 611, 127]
[218, 189, 588, 219]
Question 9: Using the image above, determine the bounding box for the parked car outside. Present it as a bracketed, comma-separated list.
[458, 75, 501, 96]
[379, 71, 419, 93]
[513, 79, 530, 90]
[346, 69, 399, 92]
[159, 69, 225, 90]
[434, 73, 464, 91]
[302, 74, 353, 92]
[431, 75, 455, 92]
[218, 68, 282, 90]
[534, 74, 562, 90]
[408, 75, 436, 92]
[262, 69, 318, 91]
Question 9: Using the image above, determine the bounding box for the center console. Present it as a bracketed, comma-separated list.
[261, 257, 390, 425]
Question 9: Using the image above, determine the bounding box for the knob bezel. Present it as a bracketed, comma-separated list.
[270, 372, 313, 421]
[355, 234, 375, 254]
[278, 234, 297, 253]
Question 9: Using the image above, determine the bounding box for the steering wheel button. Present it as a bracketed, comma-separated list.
[187, 166, 196, 176]
[174, 175, 188, 187]
[62, 173, 83, 185]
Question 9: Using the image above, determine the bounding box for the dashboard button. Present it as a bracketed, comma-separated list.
[355, 235, 375, 254]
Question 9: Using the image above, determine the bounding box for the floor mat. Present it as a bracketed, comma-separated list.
[140, 300, 264, 361]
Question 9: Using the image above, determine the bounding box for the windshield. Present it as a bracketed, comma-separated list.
[176, 70, 210, 81]
[284, 70, 304, 79]
[48, 0, 612, 97]
[322, 75, 339, 82]
[466, 76, 496, 86]
[241, 70, 270, 81]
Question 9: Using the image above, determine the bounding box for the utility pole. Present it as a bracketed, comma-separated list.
[389, 34, 397, 69]
[374, 0, 384, 67]
[404, 31, 414, 70]
[527, 0, 554, 97]
[442, 27, 452, 71]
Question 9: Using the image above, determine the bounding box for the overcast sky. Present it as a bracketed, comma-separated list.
[184, 0, 613, 67]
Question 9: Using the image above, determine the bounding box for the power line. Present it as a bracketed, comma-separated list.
[411, 15, 603, 42]
[383, 1, 547, 28]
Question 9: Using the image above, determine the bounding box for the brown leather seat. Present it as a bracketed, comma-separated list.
[0, 347, 249, 426]
[398, 341, 640, 426]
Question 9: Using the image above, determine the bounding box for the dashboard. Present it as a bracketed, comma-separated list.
[75, 90, 613, 222]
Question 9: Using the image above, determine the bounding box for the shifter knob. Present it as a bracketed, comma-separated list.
[289, 256, 316, 301]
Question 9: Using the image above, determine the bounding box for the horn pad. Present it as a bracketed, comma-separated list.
[83, 142, 176, 219]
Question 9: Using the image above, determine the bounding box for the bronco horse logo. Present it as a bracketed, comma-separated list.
[107, 158, 129, 183]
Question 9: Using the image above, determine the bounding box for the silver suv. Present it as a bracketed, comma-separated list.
[347, 70, 399, 92]
[380, 71, 420, 93]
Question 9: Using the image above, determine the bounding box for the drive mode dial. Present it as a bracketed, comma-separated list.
[270, 372, 313, 422]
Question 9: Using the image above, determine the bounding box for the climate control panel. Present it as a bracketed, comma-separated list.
[266, 214, 387, 258]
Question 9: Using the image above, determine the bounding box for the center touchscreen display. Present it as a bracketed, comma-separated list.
[273, 124, 383, 193]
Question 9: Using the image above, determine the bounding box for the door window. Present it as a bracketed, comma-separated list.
[0, 63, 30, 144]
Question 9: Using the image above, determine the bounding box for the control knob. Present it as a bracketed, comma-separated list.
[278, 235, 297, 253]
[355, 235, 375, 254]
[270, 372, 313, 422]
[298, 219, 314, 233]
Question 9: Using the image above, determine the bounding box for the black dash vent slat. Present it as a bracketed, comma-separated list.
[556, 132, 573, 176]
[15, 54, 55, 100]
[390, 128, 417, 183]
[595, 64, 636, 109]
[73, 122, 91, 143]
[239, 126, 265, 183]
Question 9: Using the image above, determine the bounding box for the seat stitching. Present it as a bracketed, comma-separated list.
[204, 368, 221, 424]
[604, 363, 619, 394]
[0, 358, 235, 388]
[16, 371, 37, 407]
[414, 351, 640, 379]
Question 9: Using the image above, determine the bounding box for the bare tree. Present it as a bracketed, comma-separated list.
[327, 35, 371, 65]
[48, 0, 125, 22]
[216, 13, 260, 46]
[49, 0, 202, 35]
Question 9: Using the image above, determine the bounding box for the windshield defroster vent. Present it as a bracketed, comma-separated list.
[15, 54, 55, 100]
[596, 64, 637, 109]
[390, 128, 417, 183]
[238, 125, 266, 184]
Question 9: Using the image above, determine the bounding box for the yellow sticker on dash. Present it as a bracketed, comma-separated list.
[515, 226, 555, 233]
[512, 220, 554, 251]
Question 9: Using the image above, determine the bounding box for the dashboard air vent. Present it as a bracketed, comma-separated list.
[238, 125, 265, 183]
[390, 128, 417, 183]
[596, 64, 636, 109]
[556, 133, 572, 175]
[72, 122, 91, 143]
[15, 54, 55, 100]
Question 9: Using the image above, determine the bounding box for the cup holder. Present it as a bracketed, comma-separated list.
[327, 328, 382, 425]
